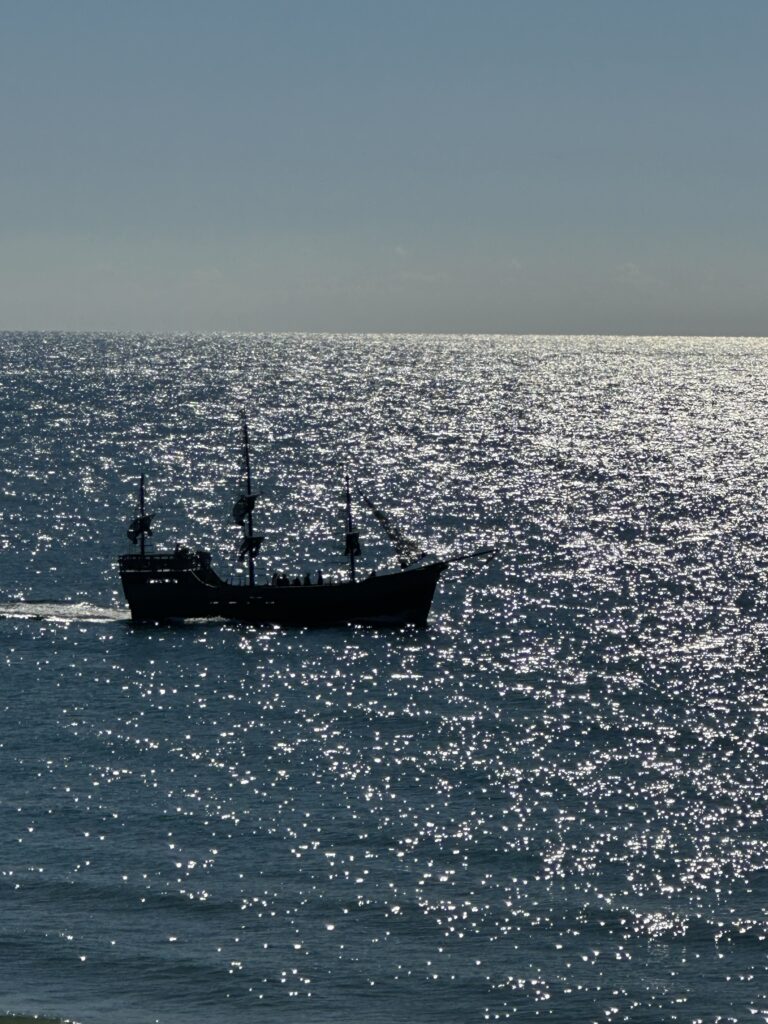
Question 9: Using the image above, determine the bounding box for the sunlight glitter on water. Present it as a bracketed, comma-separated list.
[2, 334, 768, 1023]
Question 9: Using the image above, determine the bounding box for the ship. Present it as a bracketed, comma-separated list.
[118, 414, 494, 627]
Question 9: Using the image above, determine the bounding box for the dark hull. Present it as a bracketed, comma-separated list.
[119, 553, 447, 627]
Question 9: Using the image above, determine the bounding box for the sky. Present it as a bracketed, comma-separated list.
[1, 0, 767, 334]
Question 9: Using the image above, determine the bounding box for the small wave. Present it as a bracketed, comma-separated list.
[0, 601, 129, 624]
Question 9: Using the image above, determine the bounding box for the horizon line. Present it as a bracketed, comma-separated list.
[1, 328, 768, 340]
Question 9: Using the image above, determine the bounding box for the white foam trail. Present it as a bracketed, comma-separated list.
[0, 601, 129, 623]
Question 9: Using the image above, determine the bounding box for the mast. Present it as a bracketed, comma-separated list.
[344, 473, 357, 583]
[241, 411, 255, 587]
[127, 475, 152, 552]
[139, 473, 146, 558]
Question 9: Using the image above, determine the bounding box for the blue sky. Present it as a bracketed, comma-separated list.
[1, 0, 766, 333]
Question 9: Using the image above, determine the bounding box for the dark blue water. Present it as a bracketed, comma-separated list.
[2, 333, 768, 1023]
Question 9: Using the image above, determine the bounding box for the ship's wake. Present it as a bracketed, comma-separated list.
[0, 600, 129, 623]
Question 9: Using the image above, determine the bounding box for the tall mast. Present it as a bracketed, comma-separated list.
[139, 473, 146, 558]
[127, 475, 152, 552]
[345, 473, 357, 583]
[241, 411, 255, 587]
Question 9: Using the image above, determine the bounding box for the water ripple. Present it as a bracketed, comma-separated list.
[1, 333, 768, 1023]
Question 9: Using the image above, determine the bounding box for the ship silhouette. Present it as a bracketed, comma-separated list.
[119, 413, 493, 627]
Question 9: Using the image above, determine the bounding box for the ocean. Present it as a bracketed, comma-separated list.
[1, 332, 767, 1023]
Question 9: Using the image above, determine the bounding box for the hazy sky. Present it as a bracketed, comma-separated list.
[1, 0, 766, 334]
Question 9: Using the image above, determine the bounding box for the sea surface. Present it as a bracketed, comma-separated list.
[1, 333, 768, 1024]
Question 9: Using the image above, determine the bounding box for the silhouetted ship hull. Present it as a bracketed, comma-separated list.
[118, 413, 492, 629]
[120, 550, 448, 627]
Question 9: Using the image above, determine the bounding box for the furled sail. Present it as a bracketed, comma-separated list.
[127, 515, 152, 544]
[344, 531, 361, 557]
[238, 535, 264, 562]
[357, 489, 424, 566]
[232, 494, 256, 525]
